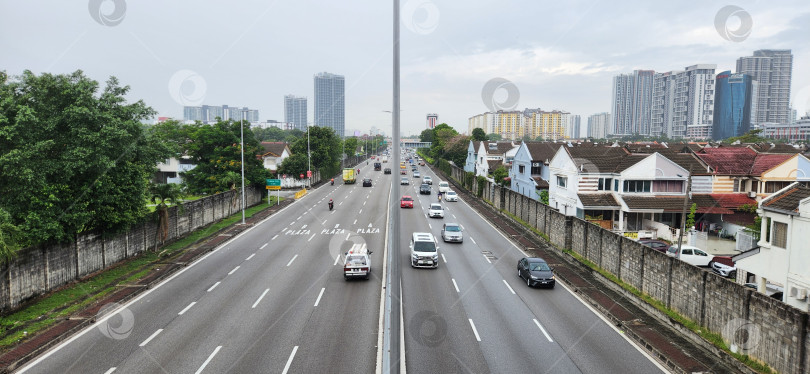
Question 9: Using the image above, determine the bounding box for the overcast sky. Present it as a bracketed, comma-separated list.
[2, 0, 809, 137]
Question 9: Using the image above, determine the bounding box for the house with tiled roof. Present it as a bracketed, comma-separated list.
[734, 183, 810, 311]
[259, 142, 292, 174]
[464, 141, 482, 173]
[695, 148, 810, 199]
[474, 141, 520, 177]
[508, 142, 563, 200]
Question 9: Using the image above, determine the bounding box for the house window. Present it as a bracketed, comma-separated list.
[614, 179, 619, 191]
[556, 176, 567, 188]
[652, 180, 684, 193]
[772, 222, 788, 248]
[531, 162, 542, 175]
[733, 179, 740, 192]
[597, 178, 613, 191]
[764, 181, 792, 194]
[623, 180, 651, 193]
[518, 165, 525, 174]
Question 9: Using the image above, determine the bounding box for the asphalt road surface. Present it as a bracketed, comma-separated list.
[18, 156, 666, 374]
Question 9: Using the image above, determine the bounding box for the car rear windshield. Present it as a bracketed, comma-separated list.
[413, 241, 436, 252]
[346, 255, 367, 265]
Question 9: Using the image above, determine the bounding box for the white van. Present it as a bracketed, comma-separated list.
[410, 232, 439, 268]
[438, 181, 450, 193]
[343, 243, 372, 280]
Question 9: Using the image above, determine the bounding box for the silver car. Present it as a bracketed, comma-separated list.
[441, 223, 463, 242]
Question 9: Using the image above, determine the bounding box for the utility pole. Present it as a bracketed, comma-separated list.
[676, 166, 693, 256]
[240, 112, 246, 225]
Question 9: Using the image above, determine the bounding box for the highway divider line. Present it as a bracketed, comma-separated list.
[228, 266, 240, 275]
[245, 253, 255, 261]
[468, 319, 481, 342]
[207, 282, 221, 292]
[178, 302, 196, 315]
[452, 279, 460, 293]
[375, 180, 393, 374]
[281, 346, 299, 374]
[482, 254, 492, 264]
[533, 319, 553, 342]
[313, 288, 325, 307]
[252, 289, 269, 309]
[260, 243, 269, 249]
[194, 346, 222, 374]
[502, 279, 516, 295]
[103, 368, 116, 374]
[308, 234, 315, 242]
[286, 255, 298, 267]
[441, 253, 447, 263]
[139, 329, 163, 347]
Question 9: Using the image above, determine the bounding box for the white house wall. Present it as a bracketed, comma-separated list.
[548, 147, 580, 216]
[510, 143, 538, 200]
[787, 199, 810, 311]
[621, 153, 687, 180]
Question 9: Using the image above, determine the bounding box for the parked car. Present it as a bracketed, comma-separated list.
[638, 239, 669, 253]
[444, 190, 458, 202]
[428, 203, 444, 218]
[440, 223, 463, 243]
[419, 183, 431, 195]
[710, 261, 737, 278]
[400, 195, 414, 208]
[517, 257, 555, 288]
[384, 168, 392, 174]
[423, 176, 432, 185]
[362, 178, 372, 187]
[400, 177, 409, 185]
[666, 245, 714, 267]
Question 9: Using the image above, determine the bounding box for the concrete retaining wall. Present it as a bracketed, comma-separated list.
[0, 187, 263, 312]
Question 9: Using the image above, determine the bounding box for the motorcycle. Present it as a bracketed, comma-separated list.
[330, 179, 334, 186]
[328, 201, 334, 211]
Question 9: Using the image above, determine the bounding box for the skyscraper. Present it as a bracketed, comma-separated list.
[651, 64, 716, 139]
[587, 113, 610, 139]
[611, 70, 654, 136]
[284, 95, 308, 131]
[314, 72, 346, 136]
[567, 115, 581, 139]
[426, 113, 438, 129]
[713, 71, 754, 140]
[736, 49, 793, 125]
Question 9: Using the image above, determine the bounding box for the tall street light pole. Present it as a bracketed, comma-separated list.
[307, 124, 311, 189]
[240, 112, 246, 225]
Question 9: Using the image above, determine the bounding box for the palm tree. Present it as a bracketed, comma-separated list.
[149, 183, 184, 250]
[0, 208, 20, 264]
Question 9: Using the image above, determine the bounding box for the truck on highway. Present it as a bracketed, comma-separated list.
[382, 155, 388, 163]
[342, 168, 356, 184]
[374, 162, 382, 171]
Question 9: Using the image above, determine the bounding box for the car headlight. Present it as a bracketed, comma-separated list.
[530, 275, 539, 280]
[432, 255, 439, 260]
[412, 254, 418, 259]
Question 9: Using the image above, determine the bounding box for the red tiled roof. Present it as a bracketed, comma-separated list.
[524, 142, 563, 163]
[621, 195, 734, 214]
[709, 194, 757, 209]
[260, 142, 289, 157]
[696, 147, 757, 175]
[532, 176, 549, 189]
[578, 193, 620, 208]
[749, 154, 792, 176]
[761, 183, 810, 214]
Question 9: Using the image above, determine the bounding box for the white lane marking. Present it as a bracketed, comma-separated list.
[228, 266, 240, 275]
[470, 237, 476, 244]
[260, 242, 269, 249]
[245, 253, 255, 261]
[302, 224, 307, 229]
[469, 319, 481, 341]
[252, 289, 270, 309]
[441, 253, 447, 263]
[282, 346, 299, 374]
[334, 224, 340, 228]
[314, 288, 325, 307]
[178, 302, 196, 315]
[451, 214, 456, 218]
[353, 219, 357, 225]
[482, 254, 492, 264]
[296, 215, 302, 220]
[503, 279, 516, 295]
[533, 319, 554, 342]
[339, 201, 344, 206]
[461, 225, 465, 231]
[452, 279, 460, 293]
[428, 223, 432, 229]
[194, 345, 222, 374]
[359, 209, 363, 214]
[286, 254, 298, 267]
[334, 254, 341, 266]
[207, 282, 221, 292]
[364, 201, 367, 205]
[323, 220, 327, 225]
[139, 329, 163, 347]
[103, 369, 116, 374]
[424, 213, 428, 218]
[346, 233, 351, 240]
[269, 236, 277, 242]
[308, 234, 316, 242]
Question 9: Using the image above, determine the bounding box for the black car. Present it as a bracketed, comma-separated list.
[362, 178, 372, 187]
[419, 183, 431, 195]
[517, 257, 555, 288]
[639, 239, 669, 253]
[384, 168, 392, 174]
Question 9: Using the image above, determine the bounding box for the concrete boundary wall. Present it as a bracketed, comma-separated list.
[0, 188, 262, 312]
[442, 164, 809, 374]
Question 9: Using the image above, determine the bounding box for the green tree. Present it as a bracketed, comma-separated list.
[148, 183, 184, 248]
[344, 137, 359, 158]
[419, 128, 434, 143]
[686, 203, 697, 229]
[277, 153, 309, 178]
[487, 133, 502, 141]
[181, 120, 269, 195]
[471, 128, 487, 141]
[0, 70, 169, 244]
[0, 208, 21, 263]
[430, 123, 459, 159]
[538, 190, 549, 205]
[492, 166, 509, 186]
[287, 126, 342, 178]
[534, 136, 544, 141]
[443, 135, 470, 167]
[725, 129, 769, 143]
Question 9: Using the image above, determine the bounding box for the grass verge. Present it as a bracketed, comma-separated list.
[0, 196, 282, 351]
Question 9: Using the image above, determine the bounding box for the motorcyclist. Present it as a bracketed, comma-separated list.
[437, 191, 443, 202]
[328, 198, 334, 210]
[330, 178, 334, 186]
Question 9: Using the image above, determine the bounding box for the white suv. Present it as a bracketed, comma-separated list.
[410, 232, 439, 268]
[438, 181, 450, 193]
[422, 176, 432, 185]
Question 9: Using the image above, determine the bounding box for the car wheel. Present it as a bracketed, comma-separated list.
[365, 274, 370, 280]
[518, 269, 521, 279]
[708, 261, 715, 268]
[729, 270, 737, 279]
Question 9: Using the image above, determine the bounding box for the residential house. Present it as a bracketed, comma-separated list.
[508, 142, 563, 200]
[260, 142, 292, 174]
[474, 141, 520, 177]
[735, 183, 810, 311]
[464, 141, 482, 173]
[155, 156, 196, 184]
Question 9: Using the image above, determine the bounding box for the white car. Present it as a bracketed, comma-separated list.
[428, 203, 444, 218]
[423, 176, 433, 185]
[666, 245, 714, 267]
[438, 181, 450, 193]
[400, 177, 409, 185]
[444, 190, 458, 202]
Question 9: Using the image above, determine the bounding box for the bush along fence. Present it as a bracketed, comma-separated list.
[443, 161, 808, 374]
[0, 187, 264, 313]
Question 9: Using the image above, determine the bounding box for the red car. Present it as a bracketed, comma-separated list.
[400, 195, 414, 208]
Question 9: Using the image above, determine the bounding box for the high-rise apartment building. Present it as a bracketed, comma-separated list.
[566, 115, 581, 139]
[426, 113, 438, 129]
[284, 95, 308, 131]
[736, 49, 793, 125]
[528, 110, 569, 141]
[492, 111, 525, 140]
[314, 72, 346, 136]
[611, 70, 654, 136]
[468, 112, 490, 135]
[587, 113, 610, 139]
[183, 105, 258, 123]
[713, 71, 754, 140]
[650, 64, 716, 139]
[469, 109, 569, 141]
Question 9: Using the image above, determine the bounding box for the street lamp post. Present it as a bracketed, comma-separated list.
[240, 112, 246, 225]
[307, 124, 311, 189]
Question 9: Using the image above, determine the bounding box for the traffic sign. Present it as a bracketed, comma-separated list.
[266, 178, 281, 190]
[307, 170, 312, 178]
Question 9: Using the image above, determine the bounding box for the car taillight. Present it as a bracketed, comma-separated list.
[361, 267, 369, 271]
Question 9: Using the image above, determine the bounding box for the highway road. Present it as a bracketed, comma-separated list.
[18, 154, 667, 373]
